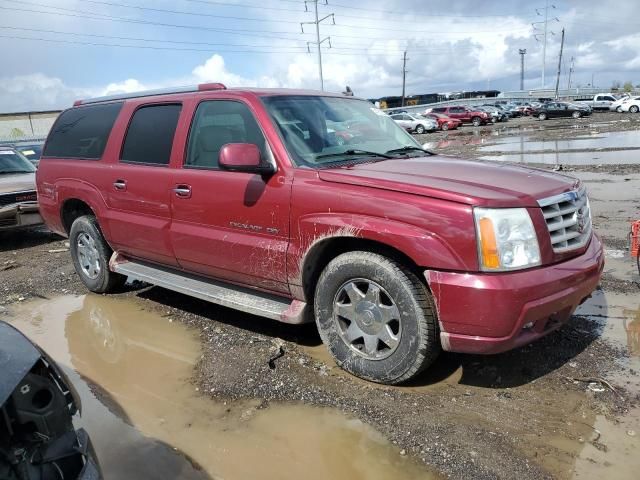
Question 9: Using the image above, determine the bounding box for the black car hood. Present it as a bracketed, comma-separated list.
[0, 321, 41, 404]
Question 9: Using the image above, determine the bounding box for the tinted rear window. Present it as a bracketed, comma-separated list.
[120, 104, 181, 166]
[43, 102, 123, 159]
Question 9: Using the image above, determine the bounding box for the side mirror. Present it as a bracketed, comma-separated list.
[219, 143, 276, 175]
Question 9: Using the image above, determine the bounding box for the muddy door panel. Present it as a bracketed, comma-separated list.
[170, 170, 290, 293]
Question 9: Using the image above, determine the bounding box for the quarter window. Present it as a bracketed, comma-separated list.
[42, 102, 123, 160]
[185, 101, 267, 169]
[120, 104, 181, 165]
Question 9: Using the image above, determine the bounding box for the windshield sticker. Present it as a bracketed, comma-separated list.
[21, 150, 35, 155]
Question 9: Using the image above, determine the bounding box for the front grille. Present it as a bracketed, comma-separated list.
[538, 185, 592, 253]
[0, 190, 37, 208]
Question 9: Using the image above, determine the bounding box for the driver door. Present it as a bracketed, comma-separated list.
[169, 99, 291, 294]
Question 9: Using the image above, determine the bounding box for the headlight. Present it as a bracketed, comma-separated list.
[474, 208, 541, 271]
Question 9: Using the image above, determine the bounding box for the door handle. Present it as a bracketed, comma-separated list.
[113, 179, 127, 191]
[173, 185, 192, 198]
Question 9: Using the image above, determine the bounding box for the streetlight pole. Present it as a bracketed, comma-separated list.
[301, 0, 335, 91]
[519, 49, 527, 90]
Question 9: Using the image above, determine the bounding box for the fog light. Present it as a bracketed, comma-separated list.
[523, 321, 535, 329]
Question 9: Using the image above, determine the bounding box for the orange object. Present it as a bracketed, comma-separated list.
[631, 220, 640, 258]
[479, 217, 500, 269]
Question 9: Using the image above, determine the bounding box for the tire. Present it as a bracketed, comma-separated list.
[617, 106, 623, 113]
[572, 110, 581, 118]
[314, 251, 440, 385]
[415, 124, 425, 134]
[630, 105, 639, 113]
[441, 123, 449, 131]
[69, 215, 126, 293]
[538, 112, 547, 120]
[472, 116, 482, 127]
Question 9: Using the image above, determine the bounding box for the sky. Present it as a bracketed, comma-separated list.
[1, 0, 640, 112]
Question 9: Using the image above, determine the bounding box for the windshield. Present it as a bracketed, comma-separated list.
[0, 150, 37, 174]
[261, 95, 423, 167]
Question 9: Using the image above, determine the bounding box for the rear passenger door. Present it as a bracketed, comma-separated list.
[104, 103, 181, 267]
[169, 99, 291, 294]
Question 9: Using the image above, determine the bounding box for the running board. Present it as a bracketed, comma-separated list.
[109, 253, 310, 324]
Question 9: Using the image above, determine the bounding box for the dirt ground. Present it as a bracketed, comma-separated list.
[1, 111, 639, 479]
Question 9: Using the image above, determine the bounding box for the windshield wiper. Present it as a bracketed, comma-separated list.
[315, 149, 394, 161]
[385, 146, 434, 156]
[0, 170, 32, 174]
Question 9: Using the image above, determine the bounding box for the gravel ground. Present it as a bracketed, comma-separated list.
[1, 113, 639, 479]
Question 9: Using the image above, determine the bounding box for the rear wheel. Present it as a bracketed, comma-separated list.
[472, 116, 482, 127]
[538, 112, 547, 120]
[630, 105, 639, 113]
[441, 123, 449, 131]
[69, 215, 126, 293]
[314, 251, 440, 384]
[415, 124, 425, 134]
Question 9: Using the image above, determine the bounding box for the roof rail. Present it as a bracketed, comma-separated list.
[74, 83, 227, 106]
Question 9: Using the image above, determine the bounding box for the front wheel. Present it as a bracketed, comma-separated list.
[314, 251, 440, 384]
[572, 110, 581, 118]
[69, 215, 126, 293]
[441, 123, 449, 131]
[616, 106, 623, 113]
[415, 124, 425, 134]
[472, 116, 482, 127]
[538, 112, 547, 120]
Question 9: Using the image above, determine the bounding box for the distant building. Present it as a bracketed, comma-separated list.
[0, 110, 61, 141]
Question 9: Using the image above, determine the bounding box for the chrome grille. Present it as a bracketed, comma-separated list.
[538, 186, 592, 253]
[0, 190, 37, 208]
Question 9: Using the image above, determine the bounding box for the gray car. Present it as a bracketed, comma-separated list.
[389, 113, 438, 134]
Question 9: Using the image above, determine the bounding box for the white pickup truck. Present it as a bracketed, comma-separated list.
[577, 93, 619, 110]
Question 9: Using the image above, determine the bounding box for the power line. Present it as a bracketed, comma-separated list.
[5, 0, 533, 36]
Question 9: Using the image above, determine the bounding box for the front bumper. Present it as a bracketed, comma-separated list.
[0, 202, 43, 230]
[425, 235, 604, 354]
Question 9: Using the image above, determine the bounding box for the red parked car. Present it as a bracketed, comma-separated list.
[36, 84, 603, 385]
[423, 112, 461, 131]
[427, 105, 490, 126]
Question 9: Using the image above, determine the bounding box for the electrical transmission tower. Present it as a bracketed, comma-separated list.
[301, 0, 335, 91]
[532, 0, 559, 88]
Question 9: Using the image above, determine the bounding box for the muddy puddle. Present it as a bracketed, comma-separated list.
[479, 129, 640, 153]
[3, 294, 437, 480]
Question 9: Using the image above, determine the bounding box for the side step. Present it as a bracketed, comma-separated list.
[109, 253, 310, 324]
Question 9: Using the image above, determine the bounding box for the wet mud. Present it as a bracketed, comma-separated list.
[4, 295, 436, 480]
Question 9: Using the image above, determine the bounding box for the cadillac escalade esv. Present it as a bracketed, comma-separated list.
[36, 84, 604, 384]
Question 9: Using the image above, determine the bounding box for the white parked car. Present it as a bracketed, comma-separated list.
[389, 113, 438, 134]
[609, 94, 631, 112]
[619, 96, 640, 113]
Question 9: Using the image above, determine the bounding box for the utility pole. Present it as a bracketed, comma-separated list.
[519, 49, 527, 90]
[567, 56, 574, 90]
[401, 50, 408, 106]
[533, 1, 558, 88]
[554, 28, 565, 99]
[301, 0, 335, 91]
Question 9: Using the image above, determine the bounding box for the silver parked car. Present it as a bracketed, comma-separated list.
[0, 147, 43, 231]
[389, 113, 438, 134]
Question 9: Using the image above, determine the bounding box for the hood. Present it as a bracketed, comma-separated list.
[318, 155, 579, 207]
[0, 172, 36, 194]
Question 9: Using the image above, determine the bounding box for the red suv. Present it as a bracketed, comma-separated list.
[36, 84, 603, 384]
[428, 105, 490, 126]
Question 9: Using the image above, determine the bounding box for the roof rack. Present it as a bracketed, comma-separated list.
[74, 83, 227, 106]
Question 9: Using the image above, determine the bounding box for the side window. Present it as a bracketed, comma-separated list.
[120, 104, 181, 166]
[42, 102, 123, 159]
[433, 108, 445, 113]
[185, 101, 267, 169]
[604, 96, 615, 102]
